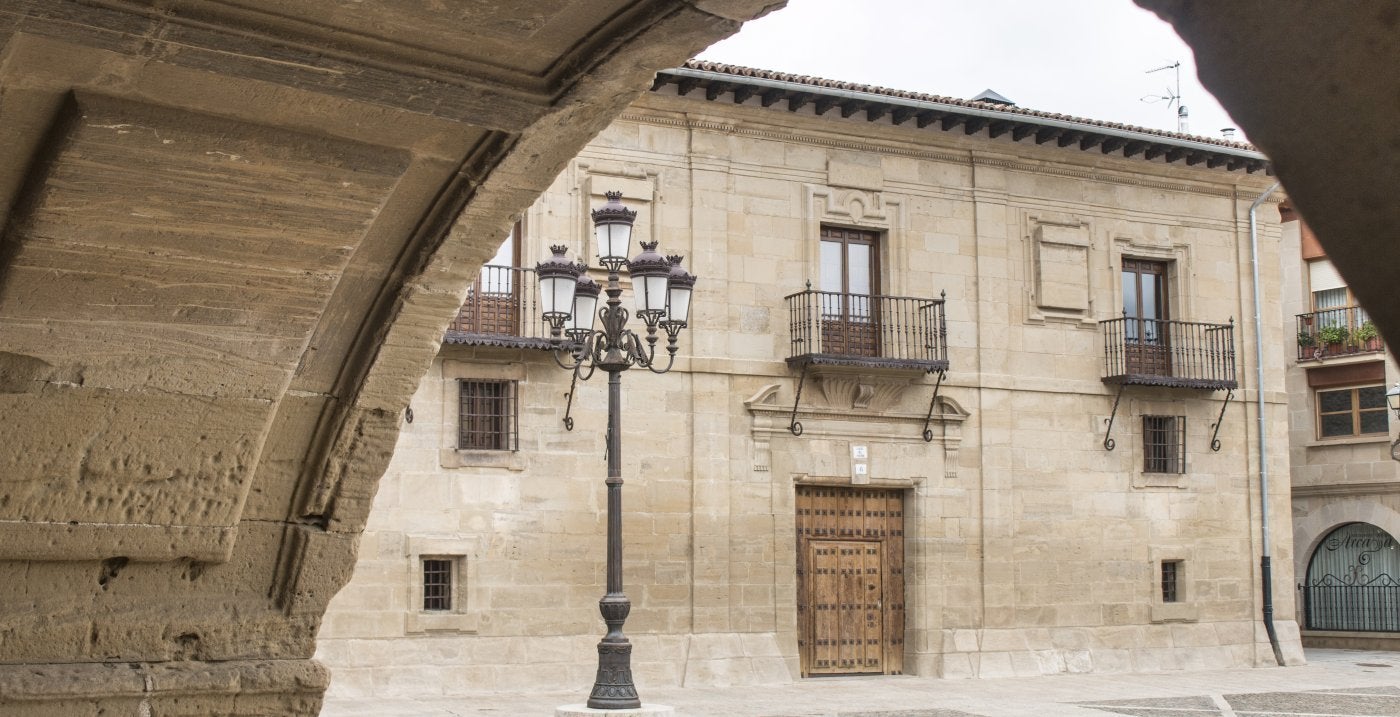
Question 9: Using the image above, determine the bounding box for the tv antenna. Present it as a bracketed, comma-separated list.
[1142, 61, 1188, 132]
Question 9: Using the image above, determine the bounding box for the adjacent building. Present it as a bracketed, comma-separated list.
[316, 61, 1304, 698]
[1281, 204, 1400, 648]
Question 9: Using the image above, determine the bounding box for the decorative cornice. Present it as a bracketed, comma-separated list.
[617, 109, 1251, 199]
[1292, 481, 1400, 498]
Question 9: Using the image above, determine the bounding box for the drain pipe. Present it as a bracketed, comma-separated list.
[1249, 181, 1285, 667]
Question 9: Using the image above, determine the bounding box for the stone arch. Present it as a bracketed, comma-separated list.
[1292, 499, 1400, 587]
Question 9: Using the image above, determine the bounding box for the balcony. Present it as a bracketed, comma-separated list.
[1296, 307, 1383, 361]
[785, 289, 948, 373]
[444, 265, 553, 349]
[1100, 317, 1237, 390]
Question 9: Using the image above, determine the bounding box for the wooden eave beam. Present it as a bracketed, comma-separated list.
[916, 111, 944, 128]
[1101, 137, 1127, 154]
[1143, 145, 1166, 160]
[732, 85, 756, 104]
[964, 116, 989, 135]
[1226, 157, 1246, 171]
[1079, 134, 1105, 151]
[705, 81, 729, 101]
[1056, 130, 1083, 147]
[677, 77, 700, 96]
[988, 120, 1013, 138]
[1185, 152, 1206, 166]
[940, 114, 966, 131]
[839, 101, 862, 118]
[788, 93, 811, 112]
[760, 89, 784, 107]
[1165, 147, 1187, 163]
[891, 107, 916, 125]
[1035, 126, 1062, 144]
[1124, 141, 1148, 157]
[650, 75, 668, 91]
[1206, 154, 1228, 169]
[866, 105, 887, 122]
[1012, 124, 1036, 141]
[814, 97, 838, 115]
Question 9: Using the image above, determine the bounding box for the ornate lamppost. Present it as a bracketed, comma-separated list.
[537, 191, 695, 709]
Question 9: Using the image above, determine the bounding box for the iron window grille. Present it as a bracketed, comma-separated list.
[1161, 560, 1182, 603]
[422, 558, 453, 611]
[458, 379, 518, 451]
[1143, 415, 1185, 474]
[1316, 385, 1389, 439]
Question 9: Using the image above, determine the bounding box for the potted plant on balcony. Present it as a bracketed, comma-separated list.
[1356, 320, 1380, 348]
[1297, 329, 1317, 348]
[1318, 324, 1349, 352]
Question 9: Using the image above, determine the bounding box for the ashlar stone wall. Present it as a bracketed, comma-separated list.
[318, 87, 1303, 697]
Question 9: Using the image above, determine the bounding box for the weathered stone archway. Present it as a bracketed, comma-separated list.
[0, 2, 778, 713]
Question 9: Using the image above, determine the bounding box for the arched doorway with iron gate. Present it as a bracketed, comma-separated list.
[1300, 522, 1400, 633]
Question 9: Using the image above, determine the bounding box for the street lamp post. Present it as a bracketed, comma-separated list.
[537, 191, 695, 709]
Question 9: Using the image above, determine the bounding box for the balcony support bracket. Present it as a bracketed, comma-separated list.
[1209, 388, 1233, 452]
[789, 362, 810, 436]
[1104, 382, 1127, 451]
[921, 369, 947, 442]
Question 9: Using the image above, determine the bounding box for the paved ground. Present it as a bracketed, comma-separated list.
[320, 648, 1400, 717]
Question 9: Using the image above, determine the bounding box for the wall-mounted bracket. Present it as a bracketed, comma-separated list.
[1209, 388, 1234, 452]
[562, 368, 580, 431]
[921, 369, 947, 442]
[1104, 382, 1127, 451]
[789, 363, 811, 436]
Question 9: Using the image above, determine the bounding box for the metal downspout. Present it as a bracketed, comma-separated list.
[1250, 181, 1285, 666]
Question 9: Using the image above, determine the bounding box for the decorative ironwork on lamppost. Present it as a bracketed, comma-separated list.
[537, 191, 695, 710]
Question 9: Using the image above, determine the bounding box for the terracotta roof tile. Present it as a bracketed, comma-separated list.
[679, 60, 1256, 151]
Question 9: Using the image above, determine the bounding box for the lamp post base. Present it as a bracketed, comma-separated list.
[556, 705, 675, 716]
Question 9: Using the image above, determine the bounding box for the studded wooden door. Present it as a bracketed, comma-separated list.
[796, 486, 905, 676]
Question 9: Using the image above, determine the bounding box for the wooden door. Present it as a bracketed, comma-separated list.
[1122, 258, 1171, 376]
[796, 486, 904, 677]
[819, 227, 880, 357]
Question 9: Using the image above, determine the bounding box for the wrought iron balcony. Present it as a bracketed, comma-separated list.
[444, 265, 553, 348]
[785, 289, 948, 373]
[1100, 316, 1237, 390]
[1296, 307, 1383, 361]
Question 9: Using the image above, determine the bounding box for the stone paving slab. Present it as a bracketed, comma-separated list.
[320, 649, 1400, 717]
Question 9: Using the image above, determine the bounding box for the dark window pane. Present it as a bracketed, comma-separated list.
[1320, 413, 1356, 437]
[1360, 409, 1389, 435]
[1318, 389, 1354, 413]
[1359, 385, 1387, 409]
[459, 380, 517, 451]
[423, 559, 453, 611]
[1161, 561, 1180, 603]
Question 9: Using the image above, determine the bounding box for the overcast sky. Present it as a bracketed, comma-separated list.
[695, 0, 1243, 142]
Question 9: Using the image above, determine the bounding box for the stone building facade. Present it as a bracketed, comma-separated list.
[1281, 205, 1400, 649]
[317, 62, 1305, 698]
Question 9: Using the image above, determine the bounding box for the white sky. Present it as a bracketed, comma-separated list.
[695, 0, 1243, 142]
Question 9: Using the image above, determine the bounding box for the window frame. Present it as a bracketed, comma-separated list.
[421, 557, 454, 612]
[457, 378, 519, 452]
[1161, 560, 1183, 604]
[1315, 384, 1389, 440]
[1142, 414, 1186, 474]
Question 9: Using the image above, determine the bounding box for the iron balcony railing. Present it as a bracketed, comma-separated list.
[444, 265, 552, 348]
[1296, 306, 1383, 361]
[1100, 316, 1237, 389]
[1299, 575, 1400, 633]
[785, 289, 948, 372]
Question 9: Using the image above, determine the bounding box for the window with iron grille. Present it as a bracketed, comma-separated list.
[1143, 415, 1185, 474]
[458, 379, 517, 451]
[1161, 560, 1183, 603]
[422, 558, 453, 611]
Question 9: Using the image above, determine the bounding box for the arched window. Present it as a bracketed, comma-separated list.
[1301, 522, 1400, 632]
